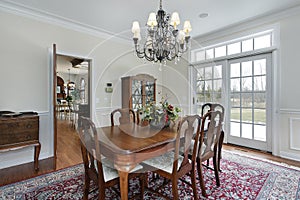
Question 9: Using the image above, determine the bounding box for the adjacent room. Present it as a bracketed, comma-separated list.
[0, 0, 300, 199]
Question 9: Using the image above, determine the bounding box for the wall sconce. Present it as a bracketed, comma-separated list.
[105, 83, 113, 93]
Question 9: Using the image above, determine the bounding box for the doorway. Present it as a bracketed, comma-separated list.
[227, 53, 272, 151]
[54, 53, 91, 169]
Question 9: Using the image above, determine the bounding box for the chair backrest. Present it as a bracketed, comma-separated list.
[110, 108, 136, 126]
[198, 110, 222, 161]
[174, 115, 202, 172]
[78, 116, 105, 184]
[201, 103, 225, 130]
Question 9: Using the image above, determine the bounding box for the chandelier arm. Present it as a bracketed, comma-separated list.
[132, 0, 191, 63]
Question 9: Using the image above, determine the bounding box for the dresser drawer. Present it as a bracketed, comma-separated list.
[0, 117, 39, 145]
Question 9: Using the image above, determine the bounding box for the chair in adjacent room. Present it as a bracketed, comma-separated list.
[78, 116, 144, 200]
[110, 108, 136, 126]
[142, 115, 202, 200]
[197, 110, 223, 197]
[201, 103, 225, 171]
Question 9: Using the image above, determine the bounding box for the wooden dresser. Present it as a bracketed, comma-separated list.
[0, 113, 41, 170]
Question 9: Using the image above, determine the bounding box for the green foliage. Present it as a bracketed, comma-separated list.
[141, 96, 181, 125]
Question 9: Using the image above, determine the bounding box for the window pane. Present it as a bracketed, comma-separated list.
[231, 94, 240, 107]
[214, 92, 222, 102]
[254, 76, 266, 91]
[230, 63, 240, 78]
[241, 61, 252, 77]
[205, 80, 213, 91]
[197, 68, 204, 80]
[215, 46, 226, 58]
[254, 124, 266, 141]
[228, 42, 241, 55]
[205, 66, 213, 79]
[206, 49, 214, 59]
[230, 122, 240, 137]
[214, 79, 222, 92]
[241, 93, 252, 107]
[231, 78, 240, 92]
[241, 77, 252, 91]
[242, 39, 253, 52]
[254, 34, 271, 50]
[242, 123, 252, 139]
[214, 65, 222, 79]
[254, 93, 266, 108]
[231, 108, 240, 122]
[196, 81, 204, 93]
[242, 108, 252, 123]
[195, 50, 205, 61]
[254, 109, 266, 124]
[254, 59, 266, 75]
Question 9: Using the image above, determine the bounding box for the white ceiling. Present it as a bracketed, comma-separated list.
[5, 0, 300, 38]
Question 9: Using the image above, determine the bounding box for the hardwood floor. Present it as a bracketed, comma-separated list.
[0, 119, 300, 187]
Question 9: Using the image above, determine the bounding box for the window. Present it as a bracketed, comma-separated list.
[195, 63, 224, 114]
[191, 31, 273, 63]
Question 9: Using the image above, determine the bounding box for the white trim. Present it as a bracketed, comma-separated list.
[279, 109, 300, 114]
[289, 117, 300, 151]
[0, 0, 130, 45]
[280, 151, 300, 162]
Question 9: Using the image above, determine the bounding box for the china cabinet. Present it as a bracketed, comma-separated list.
[121, 74, 156, 110]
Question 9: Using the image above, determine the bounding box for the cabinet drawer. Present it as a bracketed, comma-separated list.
[0, 117, 39, 145]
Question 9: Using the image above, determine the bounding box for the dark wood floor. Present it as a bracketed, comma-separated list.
[1, 119, 300, 187]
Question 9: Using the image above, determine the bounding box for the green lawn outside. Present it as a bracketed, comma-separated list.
[231, 108, 266, 124]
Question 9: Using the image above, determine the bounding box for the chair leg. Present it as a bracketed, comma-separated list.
[172, 178, 179, 200]
[213, 155, 220, 186]
[197, 158, 207, 197]
[83, 174, 90, 200]
[218, 130, 225, 171]
[191, 166, 198, 200]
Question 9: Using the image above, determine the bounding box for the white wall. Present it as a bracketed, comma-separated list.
[193, 8, 300, 161]
[0, 7, 191, 168]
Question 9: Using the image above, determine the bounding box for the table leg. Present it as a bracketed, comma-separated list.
[118, 170, 129, 200]
[34, 142, 41, 171]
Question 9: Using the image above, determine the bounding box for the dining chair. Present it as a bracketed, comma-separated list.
[110, 108, 136, 126]
[201, 103, 225, 171]
[197, 110, 223, 197]
[78, 116, 145, 200]
[143, 115, 202, 200]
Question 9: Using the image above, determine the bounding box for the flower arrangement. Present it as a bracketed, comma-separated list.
[141, 96, 181, 128]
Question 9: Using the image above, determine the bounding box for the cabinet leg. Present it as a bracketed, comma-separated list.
[34, 142, 41, 171]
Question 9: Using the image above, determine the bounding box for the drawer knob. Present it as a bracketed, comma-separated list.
[26, 124, 32, 129]
[26, 135, 31, 139]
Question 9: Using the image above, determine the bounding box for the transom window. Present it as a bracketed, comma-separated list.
[191, 31, 272, 63]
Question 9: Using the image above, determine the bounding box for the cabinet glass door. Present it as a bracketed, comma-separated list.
[132, 79, 143, 110]
[145, 81, 155, 106]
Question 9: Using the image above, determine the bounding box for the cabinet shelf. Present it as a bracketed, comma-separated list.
[121, 74, 156, 110]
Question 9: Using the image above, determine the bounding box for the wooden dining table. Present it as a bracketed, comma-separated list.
[96, 123, 178, 200]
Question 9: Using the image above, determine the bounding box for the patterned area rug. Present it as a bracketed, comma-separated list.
[0, 151, 299, 200]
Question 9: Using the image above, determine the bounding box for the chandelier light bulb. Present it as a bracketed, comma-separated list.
[147, 12, 158, 28]
[183, 20, 192, 35]
[170, 12, 180, 29]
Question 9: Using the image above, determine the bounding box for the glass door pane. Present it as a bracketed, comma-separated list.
[228, 53, 271, 151]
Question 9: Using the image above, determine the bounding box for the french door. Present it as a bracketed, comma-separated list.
[227, 53, 272, 151]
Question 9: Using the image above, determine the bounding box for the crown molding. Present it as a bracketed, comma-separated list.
[194, 4, 300, 44]
[0, 0, 131, 45]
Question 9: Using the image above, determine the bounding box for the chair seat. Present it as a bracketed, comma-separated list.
[143, 151, 184, 173]
[96, 158, 143, 182]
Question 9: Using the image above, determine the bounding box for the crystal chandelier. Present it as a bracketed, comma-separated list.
[131, 0, 192, 63]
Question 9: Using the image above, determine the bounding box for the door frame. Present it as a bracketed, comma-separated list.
[52, 44, 92, 168]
